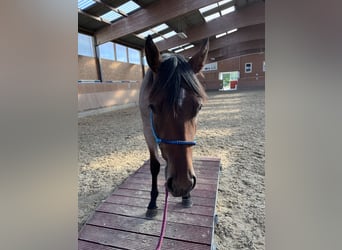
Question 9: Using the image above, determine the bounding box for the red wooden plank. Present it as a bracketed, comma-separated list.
[78, 240, 122, 250]
[135, 169, 219, 181]
[80, 225, 210, 250]
[194, 156, 221, 162]
[113, 188, 150, 199]
[113, 188, 216, 207]
[118, 182, 217, 197]
[197, 159, 220, 165]
[87, 212, 212, 245]
[164, 202, 214, 217]
[105, 195, 215, 216]
[129, 173, 219, 185]
[130, 172, 218, 184]
[194, 168, 220, 178]
[137, 163, 220, 174]
[96, 203, 213, 227]
[105, 194, 149, 207]
[142, 157, 220, 167]
[79, 157, 220, 250]
[138, 161, 219, 173]
[121, 178, 218, 193]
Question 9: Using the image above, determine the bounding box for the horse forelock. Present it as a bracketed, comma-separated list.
[149, 53, 206, 114]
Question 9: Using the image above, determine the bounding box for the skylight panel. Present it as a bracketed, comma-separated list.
[227, 28, 238, 34]
[179, 43, 190, 48]
[152, 23, 169, 33]
[169, 43, 189, 52]
[78, 0, 96, 10]
[117, 1, 140, 14]
[169, 43, 194, 53]
[215, 28, 238, 39]
[163, 31, 177, 38]
[174, 48, 184, 53]
[169, 45, 180, 51]
[218, 0, 233, 6]
[152, 36, 164, 43]
[199, 3, 218, 13]
[137, 30, 155, 39]
[216, 32, 227, 38]
[204, 12, 220, 22]
[183, 44, 194, 50]
[137, 25, 177, 40]
[221, 6, 235, 15]
[101, 11, 122, 22]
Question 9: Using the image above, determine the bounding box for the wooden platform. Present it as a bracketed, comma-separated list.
[79, 157, 221, 250]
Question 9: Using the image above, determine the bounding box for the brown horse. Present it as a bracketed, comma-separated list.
[139, 35, 209, 218]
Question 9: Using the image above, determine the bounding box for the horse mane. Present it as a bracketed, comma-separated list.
[149, 53, 207, 114]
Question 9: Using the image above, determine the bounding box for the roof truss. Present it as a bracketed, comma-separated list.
[78, 0, 265, 62]
[180, 23, 265, 58]
[95, 0, 220, 45]
[156, 1, 264, 51]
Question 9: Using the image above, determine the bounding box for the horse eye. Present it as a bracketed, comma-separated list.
[149, 104, 156, 113]
[193, 104, 202, 116]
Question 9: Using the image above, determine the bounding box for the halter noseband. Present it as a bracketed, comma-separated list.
[150, 109, 196, 146]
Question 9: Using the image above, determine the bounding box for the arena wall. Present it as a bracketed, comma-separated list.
[78, 56, 143, 113]
[201, 52, 265, 90]
[78, 53, 265, 114]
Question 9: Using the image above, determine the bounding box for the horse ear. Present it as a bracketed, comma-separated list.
[189, 38, 209, 73]
[145, 35, 161, 73]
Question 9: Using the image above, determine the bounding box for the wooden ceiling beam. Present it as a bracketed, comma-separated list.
[156, 1, 265, 51]
[78, 26, 95, 36]
[206, 39, 265, 61]
[180, 24, 265, 57]
[213, 48, 265, 62]
[78, 9, 111, 24]
[95, 0, 219, 45]
[93, 0, 128, 17]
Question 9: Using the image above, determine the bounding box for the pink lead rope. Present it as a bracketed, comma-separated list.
[155, 185, 169, 250]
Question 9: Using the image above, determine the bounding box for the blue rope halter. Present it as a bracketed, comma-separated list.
[150, 109, 196, 146]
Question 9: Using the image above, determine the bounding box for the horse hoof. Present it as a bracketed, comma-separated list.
[182, 197, 193, 208]
[146, 209, 158, 218]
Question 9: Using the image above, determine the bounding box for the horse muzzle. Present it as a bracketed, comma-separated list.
[166, 175, 196, 197]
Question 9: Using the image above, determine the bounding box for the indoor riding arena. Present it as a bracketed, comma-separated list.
[78, 0, 265, 249]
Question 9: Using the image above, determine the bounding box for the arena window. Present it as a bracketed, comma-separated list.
[78, 33, 94, 57]
[115, 43, 128, 62]
[128, 48, 141, 65]
[98, 42, 115, 61]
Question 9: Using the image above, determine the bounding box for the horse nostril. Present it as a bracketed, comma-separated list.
[167, 178, 173, 192]
[191, 176, 197, 189]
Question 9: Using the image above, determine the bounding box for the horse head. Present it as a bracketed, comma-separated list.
[145, 36, 209, 197]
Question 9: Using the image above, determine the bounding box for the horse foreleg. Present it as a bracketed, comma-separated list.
[182, 194, 193, 208]
[146, 154, 160, 218]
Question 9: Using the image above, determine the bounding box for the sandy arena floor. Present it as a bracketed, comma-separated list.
[78, 89, 265, 249]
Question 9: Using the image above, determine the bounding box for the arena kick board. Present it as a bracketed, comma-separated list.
[78, 157, 221, 250]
